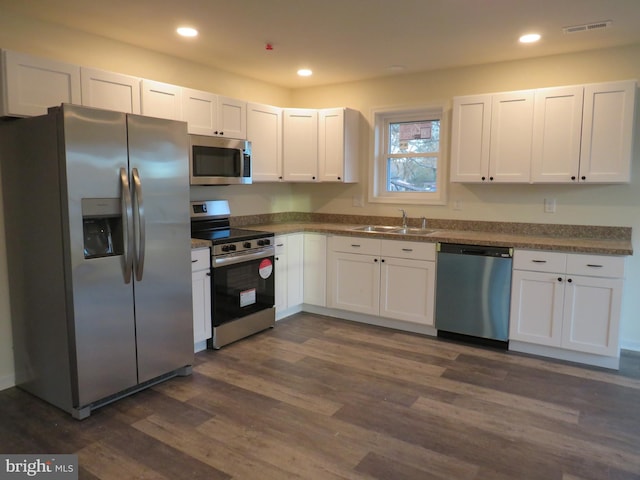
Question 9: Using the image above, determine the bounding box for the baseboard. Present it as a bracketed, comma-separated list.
[0, 372, 16, 391]
[619, 340, 640, 353]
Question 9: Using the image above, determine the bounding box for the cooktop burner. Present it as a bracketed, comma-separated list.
[192, 227, 273, 245]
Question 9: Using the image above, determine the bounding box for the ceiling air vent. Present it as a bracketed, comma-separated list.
[563, 20, 612, 34]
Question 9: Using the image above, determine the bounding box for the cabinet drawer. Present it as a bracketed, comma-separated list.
[191, 248, 211, 271]
[381, 240, 436, 261]
[274, 236, 287, 254]
[330, 236, 380, 256]
[513, 250, 566, 273]
[566, 254, 624, 278]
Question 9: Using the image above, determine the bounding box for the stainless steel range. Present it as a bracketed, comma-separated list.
[190, 200, 275, 349]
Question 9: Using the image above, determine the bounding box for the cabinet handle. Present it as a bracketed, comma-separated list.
[219, 131, 224, 135]
[192, 259, 198, 263]
[581, 176, 586, 181]
[557, 277, 563, 282]
[401, 248, 413, 252]
[206, 272, 211, 276]
[532, 260, 547, 263]
[374, 258, 378, 262]
[567, 278, 573, 283]
[337, 176, 341, 180]
[351, 244, 361, 248]
[481, 176, 486, 181]
[586, 264, 603, 268]
[571, 176, 576, 181]
[381, 259, 385, 263]
[276, 243, 284, 247]
[489, 176, 494, 181]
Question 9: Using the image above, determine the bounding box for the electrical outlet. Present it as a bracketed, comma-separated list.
[544, 198, 556, 213]
[453, 200, 462, 210]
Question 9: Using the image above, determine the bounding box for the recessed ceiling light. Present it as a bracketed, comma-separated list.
[297, 69, 313, 77]
[177, 27, 198, 37]
[519, 33, 541, 43]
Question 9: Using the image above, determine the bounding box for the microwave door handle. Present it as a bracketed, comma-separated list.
[120, 167, 134, 284]
[132, 167, 146, 281]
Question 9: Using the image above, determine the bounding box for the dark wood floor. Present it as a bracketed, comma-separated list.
[2, 313, 640, 479]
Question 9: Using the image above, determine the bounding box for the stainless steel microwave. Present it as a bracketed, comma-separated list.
[189, 134, 252, 185]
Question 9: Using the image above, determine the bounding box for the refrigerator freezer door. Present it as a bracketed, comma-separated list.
[126, 114, 193, 383]
[63, 105, 138, 406]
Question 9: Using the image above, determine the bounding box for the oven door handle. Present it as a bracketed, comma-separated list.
[212, 248, 274, 268]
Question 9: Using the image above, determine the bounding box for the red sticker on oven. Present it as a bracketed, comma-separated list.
[259, 258, 273, 279]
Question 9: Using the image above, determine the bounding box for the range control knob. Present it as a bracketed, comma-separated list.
[228, 244, 237, 251]
[257, 239, 271, 246]
[243, 242, 252, 249]
[221, 245, 230, 252]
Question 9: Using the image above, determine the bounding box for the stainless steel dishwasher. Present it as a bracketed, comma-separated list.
[435, 243, 513, 348]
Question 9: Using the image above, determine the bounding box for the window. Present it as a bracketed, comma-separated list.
[371, 106, 447, 204]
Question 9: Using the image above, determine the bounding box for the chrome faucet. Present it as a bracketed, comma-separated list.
[399, 209, 408, 228]
[421, 216, 427, 229]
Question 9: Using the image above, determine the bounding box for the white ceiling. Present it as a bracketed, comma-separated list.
[2, 0, 640, 88]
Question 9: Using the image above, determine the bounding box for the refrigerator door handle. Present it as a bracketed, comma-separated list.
[120, 167, 134, 283]
[132, 167, 146, 281]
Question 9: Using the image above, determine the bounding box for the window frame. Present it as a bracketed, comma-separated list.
[369, 104, 448, 205]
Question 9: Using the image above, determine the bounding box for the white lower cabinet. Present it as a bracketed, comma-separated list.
[274, 233, 304, 317]
[303, 233, 327, 307]
[191, 248, 212, 351]
[510, 249, 624, 358]
[327, 236, 436, 325]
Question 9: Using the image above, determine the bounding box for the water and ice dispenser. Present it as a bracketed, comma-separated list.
[81, 198, 124, 259]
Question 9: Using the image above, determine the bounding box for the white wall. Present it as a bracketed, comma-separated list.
[1, 11, 639, 390]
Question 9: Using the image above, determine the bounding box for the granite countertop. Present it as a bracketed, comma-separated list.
[240, 221, 633, 256]
[191, 238, 212, 249]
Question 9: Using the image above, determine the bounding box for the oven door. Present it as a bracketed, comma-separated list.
[211, 249, 275, 326]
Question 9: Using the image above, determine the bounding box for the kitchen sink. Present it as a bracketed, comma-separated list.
[350, 225, 400, 232]
[391, 227, 436, 235]
[350, 225, 437, 235]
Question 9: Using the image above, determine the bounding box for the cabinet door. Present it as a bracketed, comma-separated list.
[283, 108, 319, 182]
[562, 276, 622, 356]
[303, 233, 327, 306]
[274, 237, 288, 312]
[327, 251, 379, 315]
[218, 96, 247, 139]
[286, 234, 304, 308]
[1, 50, 81, 117]
[80, 68, 140, 114]
[450, 95, 491, 182]
[489, 90, 534, 182]
[182, 87, 218, 135]
[579, 80, 635, 183]
[318, 108, 344, 182]
[192, 268, 212, 344]
[140, 79, 182, 120]
[509, 270, 564, 347]
[531, 86, 583, 183]
[380, 257, 435, 325]
[247, 103, 283, 181]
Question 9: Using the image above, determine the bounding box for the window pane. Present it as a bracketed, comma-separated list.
[389, 120, 440, 154]
[386, 157, 437, 192]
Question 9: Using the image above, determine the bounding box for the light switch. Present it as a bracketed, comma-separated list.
[544, 198, 556, 213]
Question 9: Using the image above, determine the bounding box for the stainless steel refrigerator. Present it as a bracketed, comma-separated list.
[0, 104, 194, 419]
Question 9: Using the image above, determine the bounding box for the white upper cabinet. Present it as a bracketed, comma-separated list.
[182, 87, 217, 135]
[531, 86, 584, 183]
[451, 80, 636, 184]
[489, 90, 534, 183]
[217, 96, 247, 139]
[283, 108, 319, 182]
[80, 67, 141, 114]
[182, 88, 246, 138]
[247, 102, 283, 182]
[579, 80, 636, 183]
[140, 79, 182, 120]
[0, 50, 81, 117]
[318, 107, 359, 182]
[450, 95, 492, 182]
